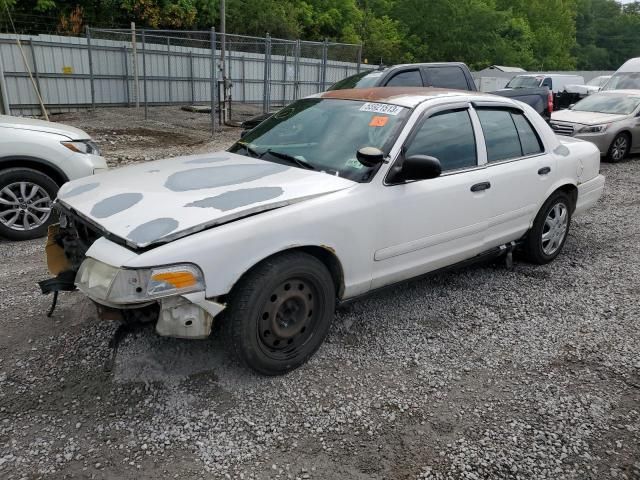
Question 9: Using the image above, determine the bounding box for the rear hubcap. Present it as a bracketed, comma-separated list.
[541, 202, 568, 256]
[0, 182, 52, 231]
[258, 278, 318, 359]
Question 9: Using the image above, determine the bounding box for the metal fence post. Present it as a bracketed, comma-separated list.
[86, 26, 95, 110]
[0, 49, 10, 115]
[241, 56, 245, 103]
[131, 22, 139, 108]
[210, 27, 217, 134]
[321, 39, 328, 91]
[189, 51, 195, 104]
[266, 34, 272, 112]
[262, 33, 270, 113]
[357, 44, 362, 74]
[167, 38, 172, 104]
[28, 40, 43, 103]
[142, 29, 148, 119]
[122, 47, 130, 106]
[293, 40, 300, 100]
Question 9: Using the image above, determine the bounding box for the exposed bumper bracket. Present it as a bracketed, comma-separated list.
[38, 270, 77, 317]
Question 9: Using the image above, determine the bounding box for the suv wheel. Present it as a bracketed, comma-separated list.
[224, 251, 336, 375]
[0, 168, 59, 240]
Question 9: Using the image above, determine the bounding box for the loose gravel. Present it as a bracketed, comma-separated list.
[0, 112, 639, 479]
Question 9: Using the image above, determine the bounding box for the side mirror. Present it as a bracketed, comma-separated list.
[388, 155, 442, 183]
[356, 146, 385, 167]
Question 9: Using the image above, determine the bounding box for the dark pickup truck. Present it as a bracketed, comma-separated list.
[242, 62, 553, 130]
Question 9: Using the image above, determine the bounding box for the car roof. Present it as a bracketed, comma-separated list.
[316, 87, 497, 108]
[617, 57, 640, 72]
[594, 89, 640, 96]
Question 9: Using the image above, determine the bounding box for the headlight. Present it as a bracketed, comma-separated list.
[61, 139, 102, 155]
[578, 124, 609, 134]
[76, 259, 205, 304]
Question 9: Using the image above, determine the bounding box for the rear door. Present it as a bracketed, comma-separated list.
[472, 106, 556, 247]
[424, 66, 472, 90]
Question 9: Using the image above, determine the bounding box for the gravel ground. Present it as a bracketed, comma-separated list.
[0, 110, 639, 479]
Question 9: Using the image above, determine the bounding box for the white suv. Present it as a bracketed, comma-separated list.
[0, 115, 107, 240]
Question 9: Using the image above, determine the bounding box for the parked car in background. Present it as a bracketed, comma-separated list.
[48, 88, 604, 375]
[564, 75, 612, 97]
[602, 57, 640, 91]
[505, 74, 585, 111]
[242, 62, 553, 131]
[550, 90, 640, 162]
[0, 115, 107, 240]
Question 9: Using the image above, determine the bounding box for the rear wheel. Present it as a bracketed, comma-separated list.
[0, 168, 59, 240]
[224, 252, 336, 375]
[523, 191, 572, 265]
[606, 133, 629, 162]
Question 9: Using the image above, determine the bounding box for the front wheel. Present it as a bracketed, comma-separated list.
[606, 133, 629, 163]
[224, 251, 336, 375]
[522, 191, 572, 265]
[0, 168, 59, 241]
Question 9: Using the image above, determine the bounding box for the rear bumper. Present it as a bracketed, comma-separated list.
[575, 174, 605, 217]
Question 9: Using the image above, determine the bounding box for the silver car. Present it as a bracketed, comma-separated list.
[550, 90, 640, 162]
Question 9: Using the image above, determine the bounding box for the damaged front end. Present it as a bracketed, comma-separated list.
[39, 204, 225, 339]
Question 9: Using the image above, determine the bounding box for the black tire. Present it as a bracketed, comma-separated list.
[223, 251, 336, 375]
[0, 168, 59, 241]
[606, 132, 630, 163]
[523, 191, 572, 265]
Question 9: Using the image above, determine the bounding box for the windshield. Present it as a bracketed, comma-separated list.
[602, 72, 640, 90]
[505, 76, 542, 88]
[328, 70, 384, 90]
[572, 94, 640, 115]
[587, 76, 610, 87]
[228, 98, 408, 182]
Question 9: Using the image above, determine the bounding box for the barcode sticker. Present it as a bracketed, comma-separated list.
[359, 102, 404, 115]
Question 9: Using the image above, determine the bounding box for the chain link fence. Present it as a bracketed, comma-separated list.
[0, 27, 368, 131]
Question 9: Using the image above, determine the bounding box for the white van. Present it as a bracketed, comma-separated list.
[505, 74, 586, 94]
[602, 58, 640, 91]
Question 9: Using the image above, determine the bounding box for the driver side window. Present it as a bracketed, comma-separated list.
[404, 109, 477, 172]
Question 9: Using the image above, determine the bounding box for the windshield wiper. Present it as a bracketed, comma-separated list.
[236, 142, 262, 158]
[261, 149, 317, 171]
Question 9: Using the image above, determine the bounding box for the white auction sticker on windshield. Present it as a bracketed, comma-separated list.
[359, 102, 403, 115]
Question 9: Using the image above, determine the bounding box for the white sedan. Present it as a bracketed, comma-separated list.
[47, 88, 605, 375]
[0, 115, 107, 240]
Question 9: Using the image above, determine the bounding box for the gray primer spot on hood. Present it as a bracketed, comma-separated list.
[90, 193, 143, 218]
[185, 187, 284, 211]
[184, 156, 230, 164]
[165, 164, 289, 192]
[127, 218, 179, 244]
[61, 182, 99, 198]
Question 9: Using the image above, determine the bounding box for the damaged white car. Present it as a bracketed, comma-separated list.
[41, 87, 605, 375]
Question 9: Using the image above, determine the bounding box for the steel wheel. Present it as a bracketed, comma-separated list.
[541, 202, 568, 256]
[0, 181, 52, 232]
[257, 277, 320, 361]
[609, 134, 629, 162]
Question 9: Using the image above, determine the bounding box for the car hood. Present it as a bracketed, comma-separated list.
[0, 114, 90, 139]
[551, 109, 628, 125]
[563, 84, 599, 95]
[57, 152, 356, 249]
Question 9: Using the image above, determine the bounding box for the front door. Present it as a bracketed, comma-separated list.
[371, 107, 491, 289]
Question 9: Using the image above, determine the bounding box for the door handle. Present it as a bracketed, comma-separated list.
[470, 182, 491, 192]
[538, 166, 551, 175]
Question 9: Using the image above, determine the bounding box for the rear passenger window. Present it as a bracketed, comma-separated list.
[477, 109, 543, 162]
[427, 67, 469, 90]
[511, 113, 543, 155]
[385, 70, 423, 87]
[405, 109, 477, 172]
